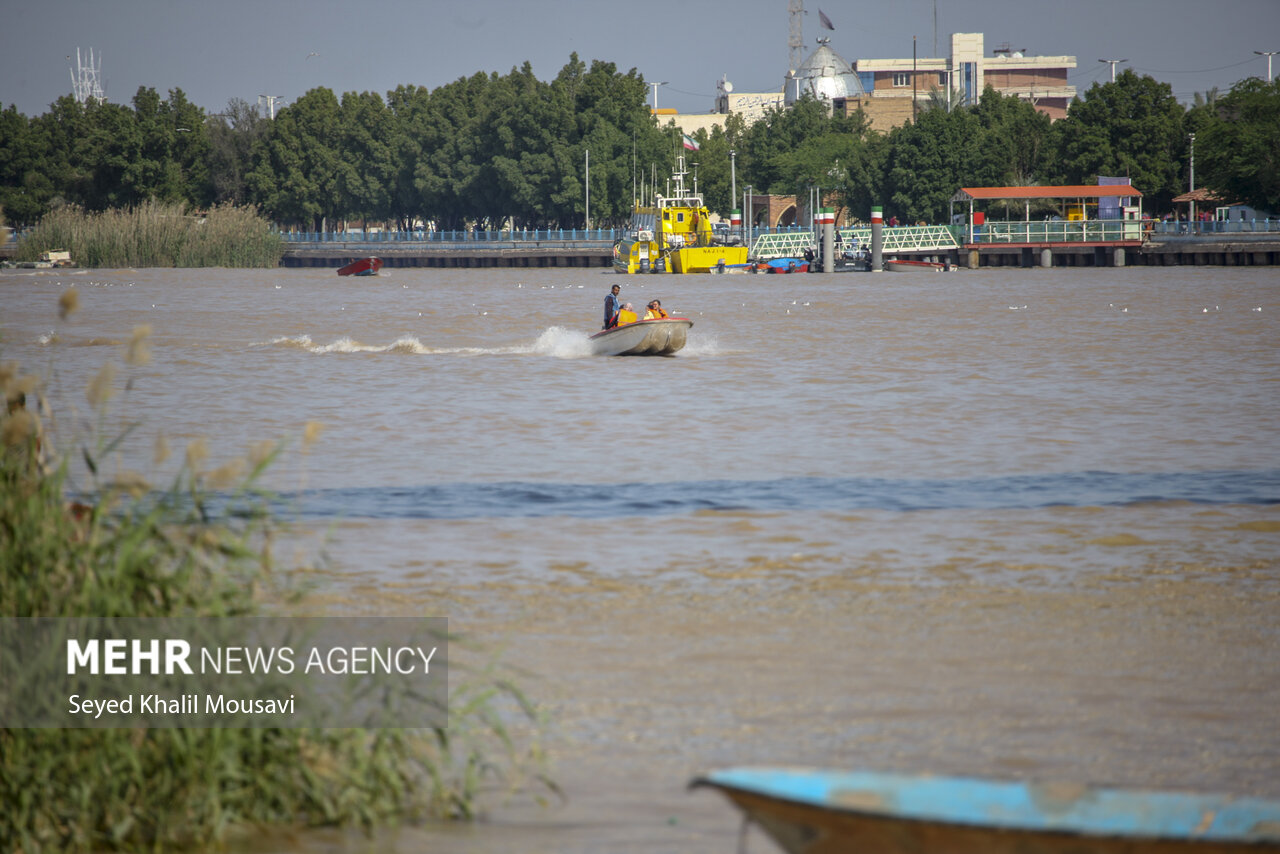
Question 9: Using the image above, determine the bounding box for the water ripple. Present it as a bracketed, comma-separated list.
[283, 469, 1280, 520]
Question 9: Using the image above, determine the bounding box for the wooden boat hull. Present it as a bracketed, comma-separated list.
[337, 257, 383, 276]
[589, 317, 692, 356]
[886, 258, 948, 272]
[692, 768, 1280, 854]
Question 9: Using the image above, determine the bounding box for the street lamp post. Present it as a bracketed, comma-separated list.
[649, 81, 669, 112]
[1256, 50, 1279, 80]
[1098, 58, 1127, 82]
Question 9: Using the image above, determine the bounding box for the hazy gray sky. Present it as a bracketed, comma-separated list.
[2, 0, 1277, 118]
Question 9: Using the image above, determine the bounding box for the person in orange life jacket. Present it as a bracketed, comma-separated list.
[644, 300, 668, 319]
[616, 303, 638, 325]
[603, 283, 623, 329]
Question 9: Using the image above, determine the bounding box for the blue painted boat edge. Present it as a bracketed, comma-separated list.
[692, 768, 1280, 842]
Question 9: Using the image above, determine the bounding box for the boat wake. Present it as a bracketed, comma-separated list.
[262, 329, 595, 358]
[265, 334, 527, 356]
[528, 326, 594, 359]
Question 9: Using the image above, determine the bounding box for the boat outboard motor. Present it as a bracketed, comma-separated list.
[639, 258, 650, 274]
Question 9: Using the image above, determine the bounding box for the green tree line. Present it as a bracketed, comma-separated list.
[3, 60, 1278, 230]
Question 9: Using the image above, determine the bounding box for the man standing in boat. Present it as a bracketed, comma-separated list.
[603, 283, 622, 329]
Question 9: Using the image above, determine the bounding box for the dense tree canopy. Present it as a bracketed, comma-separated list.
[1047, 69, 1186, 211]
[1195, 77, 1280, 214]
[2, 62, 1276, 230]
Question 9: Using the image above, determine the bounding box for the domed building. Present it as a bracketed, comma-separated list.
[784, 37, 867, 109]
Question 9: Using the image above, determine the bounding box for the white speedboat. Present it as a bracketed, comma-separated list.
[589, 317, 692, 356]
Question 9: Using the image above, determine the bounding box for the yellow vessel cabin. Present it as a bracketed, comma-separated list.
[613, 155, 748, 274]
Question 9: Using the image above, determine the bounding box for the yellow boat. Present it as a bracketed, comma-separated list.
[613, 154, 748, 274]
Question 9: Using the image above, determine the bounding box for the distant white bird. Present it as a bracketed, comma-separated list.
[306, 52, 320, 60]
[1253, 306, 1262, 312]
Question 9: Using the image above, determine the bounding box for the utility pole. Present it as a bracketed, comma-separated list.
[730, 150, 737, 217]
[1098, 58, 1127, 82]
[585, 149, 590, 231]
[1188, 133, 1196, 226]
[1255, 50, 1279, 80]
[912, 36, 918, 122]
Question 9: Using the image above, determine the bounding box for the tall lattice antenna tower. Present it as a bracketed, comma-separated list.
[70, 48, 105, 104]
[789, 0, 805, 71]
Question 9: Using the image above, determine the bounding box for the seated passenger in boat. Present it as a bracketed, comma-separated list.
[616, 303, 638, 325]
[644, 300, 669, 320]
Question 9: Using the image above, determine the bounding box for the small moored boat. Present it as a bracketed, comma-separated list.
[885, 257, 950, 272]
[755, 257, 809, 274]
[692, 767, 1280, 854]
[337, 257, 383, 276]
[589, 317, 692, 356]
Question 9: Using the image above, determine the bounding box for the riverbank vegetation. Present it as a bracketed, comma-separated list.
[0, 298, 552, 851]
[1, 56, 1277, 231]
[12, 200, 283, 267]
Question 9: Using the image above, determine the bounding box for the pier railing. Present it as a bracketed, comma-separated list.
[271, 218, 1280, 254]
[969, 220, 1144, 243]
[966, 218, 1280, 244]
[751, 225, 960, 259]
[1148, 219, 1280, 235]
[277, 224, 821, 249]
[278, 227, 622, 247]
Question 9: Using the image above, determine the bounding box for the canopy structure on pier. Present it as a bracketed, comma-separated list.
[950, 184, 1143, 244]
[952, 185, 1143, 204]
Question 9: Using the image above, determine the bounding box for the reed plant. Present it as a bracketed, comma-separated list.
[0, 297, 554, 851]
[14, 200, 284, 268]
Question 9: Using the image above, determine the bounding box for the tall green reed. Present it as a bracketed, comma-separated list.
[0, 296, 555, 852]
[14, 201, 284, 268]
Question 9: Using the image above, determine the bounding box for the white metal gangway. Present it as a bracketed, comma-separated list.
[751, 225, 960, 259]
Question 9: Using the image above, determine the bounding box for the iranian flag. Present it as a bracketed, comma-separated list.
[682, 134, 699, 151]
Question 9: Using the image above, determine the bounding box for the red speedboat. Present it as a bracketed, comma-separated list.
[337, 257, 383, 276]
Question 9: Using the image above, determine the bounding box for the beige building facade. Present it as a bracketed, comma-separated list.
[663, 32, 1076, 137]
